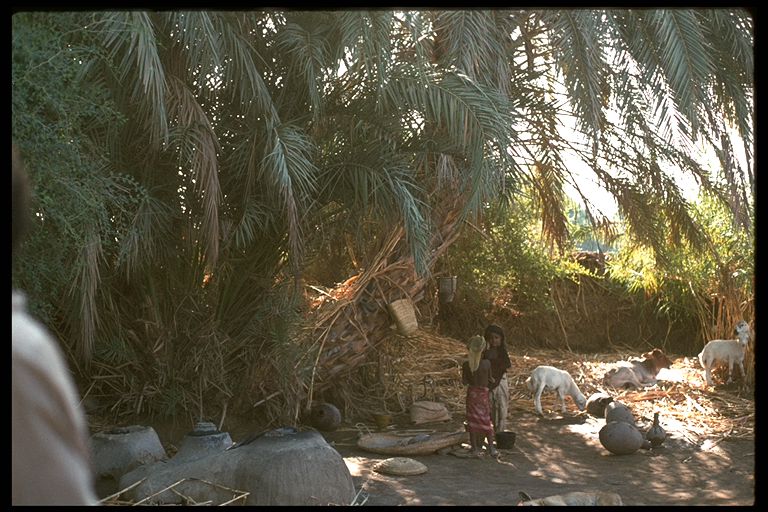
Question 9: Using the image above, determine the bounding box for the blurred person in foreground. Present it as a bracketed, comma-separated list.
[12, 144, 98, 505]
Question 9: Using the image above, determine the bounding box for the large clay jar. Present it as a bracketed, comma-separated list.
[91, 425, 167, 498]
[120, 430, 355, 506]
[599, 421, 644, 455]
[173, 421, 233, 463]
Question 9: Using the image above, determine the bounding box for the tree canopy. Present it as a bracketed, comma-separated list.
[12, 9, 754, 417]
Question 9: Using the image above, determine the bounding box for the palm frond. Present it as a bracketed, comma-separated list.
[530, 158, 569, 255]
[167, 12, 222, 90]
[217, 14, 281, 116]
[68, 228, 104, 363]
[379, 163, 431, 275]
[392, 11, 434, 80]
[651, 9, 716, 139]
[117, 193, 174, 281]
[335, 10, 395, 101]
[431, 11, 511, 93]
[260, 124, 318, 270]
[226, 198, 274, 251]
[100, 12, 169, 146]
[606, 10, 693, 152]
[541, 10, 609, 146]
[275, 19, 333, 122]
[699, 9, 753, 157]
[166, 75, 222, 268]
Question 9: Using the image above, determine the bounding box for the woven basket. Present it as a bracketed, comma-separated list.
[387, 298, 418, 336]
[374, 457, 428, 476]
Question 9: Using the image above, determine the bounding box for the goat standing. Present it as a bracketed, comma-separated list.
[698, 320, 751, 386]
[525, 365, 586, 416]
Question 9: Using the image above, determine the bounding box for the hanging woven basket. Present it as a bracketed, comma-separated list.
[387, 298, 418, 336]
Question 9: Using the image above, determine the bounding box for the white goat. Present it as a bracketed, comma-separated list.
[525, 365, 587, 416]
[698, 320, 751, 386]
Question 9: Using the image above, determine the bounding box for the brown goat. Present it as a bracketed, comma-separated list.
[603, 348, 672, 389]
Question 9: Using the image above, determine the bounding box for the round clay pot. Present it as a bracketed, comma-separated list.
[309, 402, 342, 432]
[599, 421, 644, 455]
[604, 401, 635, 425]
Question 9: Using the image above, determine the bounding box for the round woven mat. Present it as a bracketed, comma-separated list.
[373, 457, 428, 476]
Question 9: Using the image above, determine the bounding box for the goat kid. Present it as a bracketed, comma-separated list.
[603, 348, 672, 389]
[525, 365, 586, 416]
[698, 320, 751, 386]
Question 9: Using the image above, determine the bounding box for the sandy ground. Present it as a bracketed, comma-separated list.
[326, 409, 755, 506]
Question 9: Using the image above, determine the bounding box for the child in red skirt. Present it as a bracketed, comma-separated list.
[461, 335, 498, 457]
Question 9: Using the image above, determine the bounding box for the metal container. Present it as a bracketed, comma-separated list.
[437, 276, 457, 303]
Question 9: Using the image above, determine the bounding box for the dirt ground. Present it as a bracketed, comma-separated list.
[104, 345, 756, 506]
[324, 408, 754, 506]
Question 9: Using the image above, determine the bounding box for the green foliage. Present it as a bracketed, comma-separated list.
[444, 194, 570, 315]
[12, 13, 133, 332]
[11, 9, 754, 419]
[566, 200, 618, 254]
[606, 188, 754, 352]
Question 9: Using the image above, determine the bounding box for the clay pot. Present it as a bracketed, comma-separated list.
[604, 401, 635, 425]
[599, 421, 644, 455]
[309, 402, 342, 432]
[373, 413, 392, 430]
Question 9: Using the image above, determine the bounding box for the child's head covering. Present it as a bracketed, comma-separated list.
[484, 324, 505, 343]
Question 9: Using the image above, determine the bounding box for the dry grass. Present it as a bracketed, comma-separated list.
[340, 327, 754, 445]
[99, 477, 249, 506]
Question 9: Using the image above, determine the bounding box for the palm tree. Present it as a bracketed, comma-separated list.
[12, 9, 753, 418]
[295, 9, 754, 400]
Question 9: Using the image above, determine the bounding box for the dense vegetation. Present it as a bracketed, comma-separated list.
[12, 10, 753, 422]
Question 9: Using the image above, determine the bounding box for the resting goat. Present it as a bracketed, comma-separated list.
[518, 490, 623, 506]
[603, 348, 672, 389]
[698, 320, 751, 386]
[525, 365, 586, 416]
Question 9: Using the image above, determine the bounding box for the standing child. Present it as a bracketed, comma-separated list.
[461, 335, 498, 458]
[483, 324, 511, 433]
